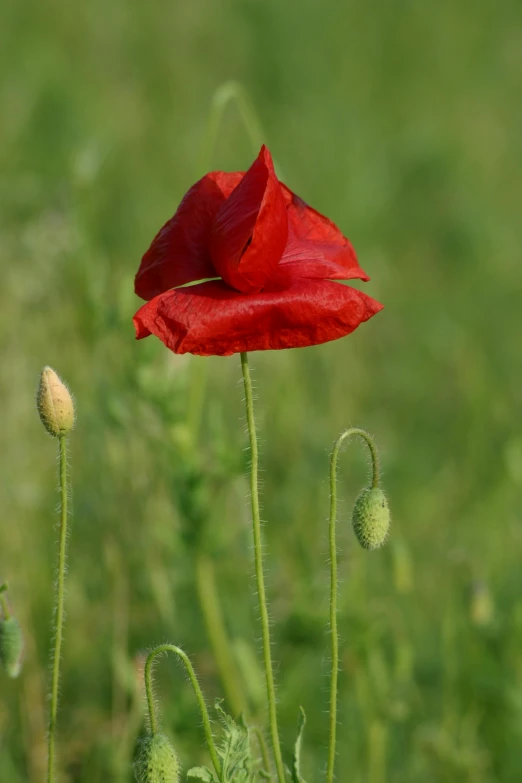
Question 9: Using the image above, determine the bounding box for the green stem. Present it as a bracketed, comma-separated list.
[327, 428, 380, 783]
[240, 352, 286, 783]
[47, 435, 69, 783]
[251, 725, 273, 780]
[195, 551, 245, 717]
[200, 80, 266, 172]
[144, 643, 222, 780]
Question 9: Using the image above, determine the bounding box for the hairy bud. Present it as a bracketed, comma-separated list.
[352, 487, 390, 550]
[37, 367, 75, 437]
[134, 734, 180, 783]
[0, 616, 24, 678]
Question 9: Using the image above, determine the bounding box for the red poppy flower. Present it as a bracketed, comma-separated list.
[133, 146, 382, 356]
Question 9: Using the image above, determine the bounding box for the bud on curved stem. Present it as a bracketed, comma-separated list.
[352, 487, 390, 551]
[327, 428, 389, 783]
[144, 643, 222, 781]
[134, 733, 180, 783]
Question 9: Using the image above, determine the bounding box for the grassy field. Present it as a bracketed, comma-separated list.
[1, 0, 522, 780]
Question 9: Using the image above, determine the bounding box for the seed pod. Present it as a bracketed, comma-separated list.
[37, 367, 75, 437]
[352, 487, 390, 550]
[0, 616, 24, 678]
[134, 734, 180, 783]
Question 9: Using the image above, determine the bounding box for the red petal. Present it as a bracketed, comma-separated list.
[209, 146, 288, 293]
[272, 184, 369, 284]
[133, 279, 383, 356]
[135, 170, 243, 300]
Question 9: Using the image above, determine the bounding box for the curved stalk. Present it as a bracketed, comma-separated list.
[144, 643, 222, 780]
[327, 428, 380, 783]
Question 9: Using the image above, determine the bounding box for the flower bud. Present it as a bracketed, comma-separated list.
[134, 734, 180, 783]
[0, 616, 24, 678]
[37, 367, 75, 437]
[352, 487, 390, 550]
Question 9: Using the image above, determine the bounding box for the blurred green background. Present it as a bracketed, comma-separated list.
[1, 0, 521, 780]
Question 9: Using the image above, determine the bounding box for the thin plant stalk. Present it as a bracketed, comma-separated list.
[195, 552, 245, 716]
[47, 435, 69, 783]
[251, 725, 273, 778]
[327, 428, 379, 783]
[187, 358, 246, 716]
[144, 643, 222, 780]
[187, 83, 273, 724]
[199, 81, 266, 173]
[240, 351, 286, 783]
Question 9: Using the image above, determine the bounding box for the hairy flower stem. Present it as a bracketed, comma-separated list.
[327, 428, 380, 783]
[144, 643, 222, 779]
[240, 352, 286, 783]
[47, 435, 69, 783]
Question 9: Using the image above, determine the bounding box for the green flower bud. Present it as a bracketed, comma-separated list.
[134, 734, 180, 783]
[352, 487, 390, 550]
[0, 616, 24, 678]
[37, 367, 75, 437]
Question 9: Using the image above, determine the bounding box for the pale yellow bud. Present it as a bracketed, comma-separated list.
[37, 367, 75, 437]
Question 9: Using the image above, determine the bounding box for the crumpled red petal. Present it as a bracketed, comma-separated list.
[209, 146, 288, 293]
[133, 279, 383, 356]
[135, 170, 243, 300]
[273, 184, 369, 284]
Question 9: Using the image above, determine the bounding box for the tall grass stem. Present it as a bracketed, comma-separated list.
[195, 552, 245, 716]
[200, 81, 266, 172]
[251, 725, 272, 777]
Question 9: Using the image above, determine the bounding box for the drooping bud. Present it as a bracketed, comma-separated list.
[0, 616, 24, 678]
[134, 734, 180, 783]
[352, 487, 390, 550]
[37, 367, 75, 437]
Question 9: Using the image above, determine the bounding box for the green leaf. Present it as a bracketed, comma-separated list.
[188, 703, 268, 783]
[291, 707, 307, 783]
[187, 766, 217, 782]
[215, 702, 256, 783]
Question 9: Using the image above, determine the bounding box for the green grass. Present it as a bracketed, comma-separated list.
[1, 0, 521, 780]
